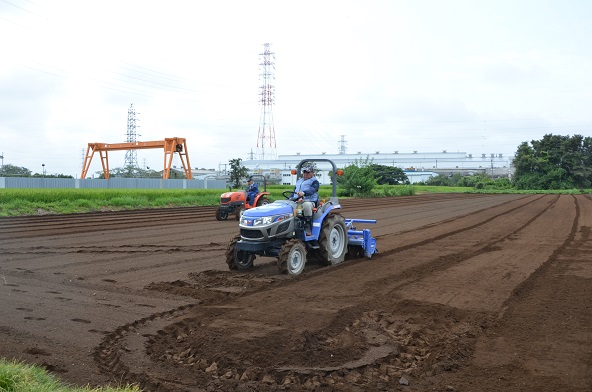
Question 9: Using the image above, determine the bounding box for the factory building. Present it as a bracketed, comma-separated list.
[239, 151, 513, 186]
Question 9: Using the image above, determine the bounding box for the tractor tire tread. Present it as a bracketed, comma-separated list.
[319, 213, 348, 266]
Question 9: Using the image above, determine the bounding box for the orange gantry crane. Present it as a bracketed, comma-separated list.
[81, 137, 193, 180]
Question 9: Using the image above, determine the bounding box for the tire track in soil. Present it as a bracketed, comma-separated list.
[364, 194, 558, 301]
[455, 194, 592, 392]
[93, 195, 569, 391]
[0, 207, 219, 239]
[392, 194, 572, 311]
[373, 194, 546, 256]
[0, 244, 227, 256]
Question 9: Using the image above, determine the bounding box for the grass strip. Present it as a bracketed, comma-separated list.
[0, 358, 140, 392]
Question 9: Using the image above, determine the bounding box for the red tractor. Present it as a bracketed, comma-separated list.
[215, 174, 271, 221]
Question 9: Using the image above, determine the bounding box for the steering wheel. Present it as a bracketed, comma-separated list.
[282, 190, 294, 199]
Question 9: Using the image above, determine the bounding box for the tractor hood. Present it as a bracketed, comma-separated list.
[242, 201, 294, 218]
[220, 191, 246, 199]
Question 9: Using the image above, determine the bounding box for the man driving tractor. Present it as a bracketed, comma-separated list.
[245, 176, 259, 206]
[290, 165, 319, 235]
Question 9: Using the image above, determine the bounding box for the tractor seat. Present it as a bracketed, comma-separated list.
[312, 200, 323, 213]
[312, 200, 330, 218]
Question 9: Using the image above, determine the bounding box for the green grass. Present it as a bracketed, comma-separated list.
[0, 187, 346, 216]
[412, 185, 474, 193]
[0, 358, 140, 392]
[0, 189, 224, 216]
[470, 187, 592, 194]
[413, 185, 592, 195]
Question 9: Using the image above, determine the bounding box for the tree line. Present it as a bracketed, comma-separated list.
[418, 133, 592, 191]
[512, 133, 592, 190]
[0, 164, 73, 178]
[0, 164, 183, 179]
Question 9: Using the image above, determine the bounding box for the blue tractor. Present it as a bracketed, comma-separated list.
[225, 159, 378, 275]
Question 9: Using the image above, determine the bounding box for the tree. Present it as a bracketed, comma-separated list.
[31, 173, 73, 178]
[421, 174, 455, 186]
[420, 172, 511, 190]
[512, 133, 592, 189]
[0, 164, 32, 177]
[370, 164, 409, 185]
[456, 173, 495, 188]
[96, 165, 163, 179]
[338, 157, 376, 197]
[228, 158, 249, 189]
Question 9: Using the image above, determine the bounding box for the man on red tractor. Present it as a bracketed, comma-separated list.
[216, 174, 270, 221]
[245, 176, 259, 206]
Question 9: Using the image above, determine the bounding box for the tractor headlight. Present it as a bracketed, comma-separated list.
[241, 214, 291, 227]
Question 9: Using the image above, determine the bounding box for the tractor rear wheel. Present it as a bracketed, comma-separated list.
[277, 239, 307, 275]
[216, 208, 228, 221]
[318, 214, 348, 266]
[225, 235, 255, 270]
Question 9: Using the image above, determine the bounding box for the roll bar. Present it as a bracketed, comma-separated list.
[295, 159, 339, 198]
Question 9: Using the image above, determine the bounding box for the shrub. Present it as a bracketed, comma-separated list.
[339, 157, 377, 197]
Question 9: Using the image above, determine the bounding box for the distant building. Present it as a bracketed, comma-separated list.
[240, 151, 512, 185]
[190, 169, 218, 180]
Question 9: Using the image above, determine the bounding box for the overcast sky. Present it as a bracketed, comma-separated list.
[1, 0, 591, 177]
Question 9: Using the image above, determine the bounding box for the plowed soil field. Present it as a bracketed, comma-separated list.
[1, 194, 591, 392]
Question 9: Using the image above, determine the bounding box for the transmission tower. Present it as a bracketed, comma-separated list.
[338, 135, 348, 154]
[257, 43, 277, 160]
[124, 103, 139, 167]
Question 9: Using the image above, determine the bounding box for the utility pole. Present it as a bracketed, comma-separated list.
[338, 135, 347, 155]
[257, 43, 277, 160]
[124, 104, 139, 168]
[219, 163, 227, 175]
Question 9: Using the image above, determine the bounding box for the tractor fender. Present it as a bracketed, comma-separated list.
[313, 202, 342, 222]
[307, 202, 342, 239]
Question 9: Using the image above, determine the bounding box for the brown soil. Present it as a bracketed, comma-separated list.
[1, 194, 591, 392]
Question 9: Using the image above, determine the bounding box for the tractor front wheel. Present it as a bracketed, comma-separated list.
[257, 197, 270, 207]
[277, 239, 307, 275]
[225, 235, 255, 270]
[235, 206, 245, 221]
[216, 208, 228, 221]
[319, 214, 348, 266]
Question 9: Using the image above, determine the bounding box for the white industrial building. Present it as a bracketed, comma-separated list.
[236, 150, 513, 185]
